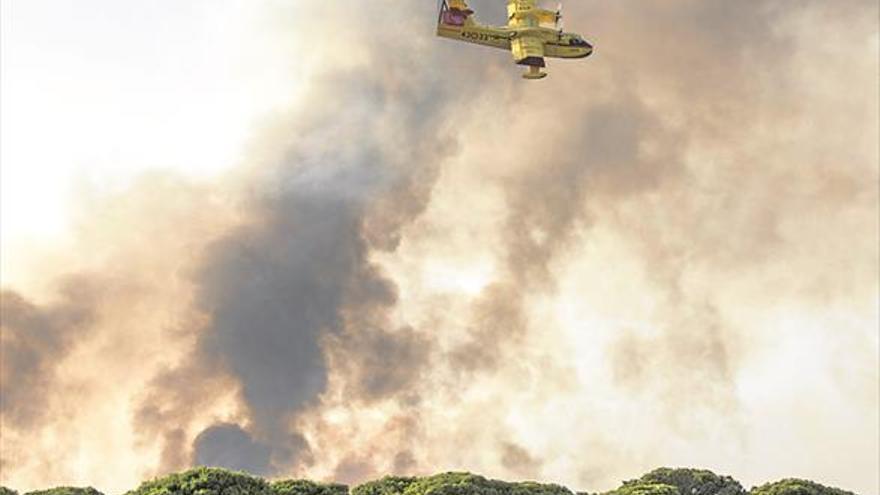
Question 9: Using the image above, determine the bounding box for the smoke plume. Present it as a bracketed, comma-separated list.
[1, 1, 877, 494]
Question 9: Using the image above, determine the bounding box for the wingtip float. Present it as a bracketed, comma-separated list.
[437, 0, 593, 80]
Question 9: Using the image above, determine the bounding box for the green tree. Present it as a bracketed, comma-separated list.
[749, 479, 856, 495]
[509, 481, 573, 495]
[24, 489, 104, 495]
[608, 484, 679, 495]
[353, 473, 573, 495]
[1, 488, 19, 495]
[615, 468, 744, 495]
[403, 472, 510, 495]
[272, 479, 348, 495]
[353, 477, 421, 495]
[124, 467, 273, 495]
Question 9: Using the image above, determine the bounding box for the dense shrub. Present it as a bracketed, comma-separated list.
[607, 484, 679, 495]
[749, 479, 856, 495]
[24, 489, 104, 495]
[11, 467, 861, 495]
[272, 479, 348, 495]
[124, 467, 273, 495]
[403, 473, 510, 495]
[353, 477, 420, 495]
[354, 472, 573, 495]
[615, 468, 744, 495]
[508, 481, 572, 495]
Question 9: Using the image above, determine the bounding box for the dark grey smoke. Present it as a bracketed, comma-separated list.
[195, 172, 377, 428]
[185, 156, 396, 472]
[134, 355, 233, 474]
[137, 4, 482, 470]
[332, 325, 430, 403]
[0, 279, 97, 428]
[193, 424, 274, 475]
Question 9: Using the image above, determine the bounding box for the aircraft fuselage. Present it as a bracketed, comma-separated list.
[436, 23, 593, 59]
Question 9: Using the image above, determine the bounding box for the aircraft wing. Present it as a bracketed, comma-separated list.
[507, 0, 559, 26]
[508, 0, 539, 12]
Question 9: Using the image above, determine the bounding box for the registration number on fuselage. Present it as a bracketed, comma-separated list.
[461, 30, 512, 42]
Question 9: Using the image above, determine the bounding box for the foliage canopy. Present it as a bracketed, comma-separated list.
[353, 473, 572, 495]
[614, 468, 745, 495]
[272, 480, 348, 495]
[606, 483, 679, 495]
[24, 489, 104, 495]
[124, 467, 273, 495]
[16, 467, 859, 495]
[749, 479, 856, 495]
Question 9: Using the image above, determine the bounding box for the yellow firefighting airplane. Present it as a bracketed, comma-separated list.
[437, 0, 593, 79]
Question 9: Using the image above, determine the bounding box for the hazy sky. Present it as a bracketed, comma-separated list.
[1, 1, 878, 495]
[1, 0, 301, 270]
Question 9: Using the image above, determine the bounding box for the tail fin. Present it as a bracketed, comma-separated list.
[438, 0, 474, 27]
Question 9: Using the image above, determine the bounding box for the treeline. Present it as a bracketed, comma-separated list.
[0, 468, 859, 495]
